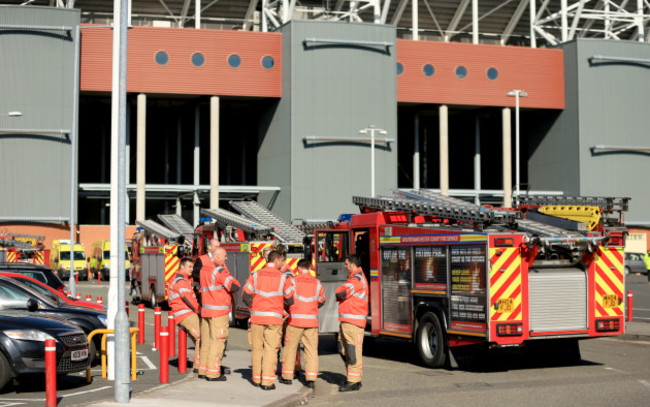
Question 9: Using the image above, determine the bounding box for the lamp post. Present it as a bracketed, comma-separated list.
[359, 125, 387, 197]
[506, 90, 527, 206]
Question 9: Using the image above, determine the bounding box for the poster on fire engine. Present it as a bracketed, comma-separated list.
[450, 245, 487, 329]
[413, 246, 447, 290]
[380, 247, 412, 334]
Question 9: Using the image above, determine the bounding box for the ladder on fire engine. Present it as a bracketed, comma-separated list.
[519, 195, 630, 212]
[136, 220, 181, 241]
[229, 200, 306, 243]
[201, 208, 274, 238]
[157, 214, 195, 248]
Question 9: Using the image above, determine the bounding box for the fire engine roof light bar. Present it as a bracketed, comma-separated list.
[200, 208, 274, 236]
[135, 220, 181, 241]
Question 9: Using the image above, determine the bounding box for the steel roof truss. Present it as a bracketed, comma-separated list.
[446, 0, 470, 40]
[501, 0, 531, 45]
[422, 0, 445, 37]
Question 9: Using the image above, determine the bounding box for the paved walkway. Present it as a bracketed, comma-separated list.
[84, 321, 650, 407]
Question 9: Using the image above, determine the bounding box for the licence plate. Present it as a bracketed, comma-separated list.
[602, 294, 618, 308]
[498, 298, 513, 312]
[71, 349, 88, 362]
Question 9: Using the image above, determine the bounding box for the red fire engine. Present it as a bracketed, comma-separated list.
[0, 233, 48, 265]
[313, 190, 628, 367]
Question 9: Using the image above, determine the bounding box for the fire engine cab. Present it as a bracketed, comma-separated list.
[314, 190, 628, 367]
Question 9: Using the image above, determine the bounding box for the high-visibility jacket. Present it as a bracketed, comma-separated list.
[644, 252, 650, 271]
[242, 263, 295, 325]
[288, 269, 326, 328]
[335, 268, 368, 328]
[199, 259, 240, 318]
[167, 273, 199, 324]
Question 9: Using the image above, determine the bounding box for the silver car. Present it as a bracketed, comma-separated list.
[624, 252, 647, 275]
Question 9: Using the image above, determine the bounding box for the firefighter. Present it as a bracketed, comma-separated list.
[167, 257, 201, 371]
[645, 250, 650, 284]
[198, 247, 240, 381]
[279, 259, 325, 389]
[248, 245, 274, 346]
[242, 250, 295, 390]
[335, 254, 368, 392]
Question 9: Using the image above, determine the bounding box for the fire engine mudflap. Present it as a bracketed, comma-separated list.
[313, 190, 629, 368]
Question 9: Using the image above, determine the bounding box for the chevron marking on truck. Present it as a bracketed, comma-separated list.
[250, 243, 274, 273]
[6, 251, 17, 263]
[33, 251, 44, 265]
[594, 247, 624, 317]
[489, 247, 522, 322]
[164, 246, 180, 299]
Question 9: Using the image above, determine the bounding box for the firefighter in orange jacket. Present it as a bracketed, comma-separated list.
[279, 259, 325, 389]
[335, 254, 368, 392]
[198, 246, 240, 381]
[242, 250, 295, 390]
[167, 257, 201, 370]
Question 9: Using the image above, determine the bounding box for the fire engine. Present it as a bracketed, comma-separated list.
[129, 219, 187, 308]
[0, 233, 48, 265]
[312, 190, 629, 367]
[157, 201, 308, 325]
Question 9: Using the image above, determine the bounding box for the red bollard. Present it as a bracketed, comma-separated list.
[159, 326, 169, 383]
[97, 269, 101, 285]
[85, 294, 92, 301]
[45, 339, 57, 407]
[76, 293, 81, 300]
[125, 301, 130, 318]
[178, 328, 187, 373]
[97, 296, 103, 305]
[138, 304, 145, 345]
[168, 314, 176, 358]
[154, 306, 162, 350]
[627, 291, 633, 322]
[75, 272, 79, 284]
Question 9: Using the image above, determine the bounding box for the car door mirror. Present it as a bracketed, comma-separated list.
[27, 298, 38, 312]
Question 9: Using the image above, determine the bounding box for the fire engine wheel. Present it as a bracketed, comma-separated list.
[150, 286, 158, 309]
[129, 282, 141, 305]
[416, 312, 447, 368]
[228, 310, 235, 327]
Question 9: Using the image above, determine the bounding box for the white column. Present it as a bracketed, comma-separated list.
[412, 0, 419, 40]
[472, 0, 479, 44]
[210, 96, 220, 208]
[529, 0, 537, 48]
[193, 105, 200, 226]
[439, 105, 449, 196]
[561, 0, 568, 42]
[502, 107, 512, 207]
[413, 113, 420, 190]
[195, 0, 201, 29]
[474, 116, 481, 205]
[136, 94, 146, 220]
[637, 0, 645, 42]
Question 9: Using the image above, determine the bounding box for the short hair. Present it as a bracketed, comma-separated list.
[180, 257, 194, 267]
[345, 254, 361, 267]
[262, 246, 273, 253]
[297, 259, 311, 269]
[267, 250, 283, 263]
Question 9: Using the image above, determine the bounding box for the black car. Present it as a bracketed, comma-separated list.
[0, 263, 66, 295]
[0, 277, 106, 359]
[0, 310, 90, 391]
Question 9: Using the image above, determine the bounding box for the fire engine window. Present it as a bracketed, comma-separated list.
[380, 247, 412, 332]
[316, 232, 348, 263]
[413, 246, 447, 289]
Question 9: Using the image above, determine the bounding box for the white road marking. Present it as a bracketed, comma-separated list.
[632, 317, 650, 320]
[140, 355, 157, 370]
[604, 367, 630, 374]
[59, 385, 112, 398]
[0, 398, 43, 402]
[0, 402, 28, 406]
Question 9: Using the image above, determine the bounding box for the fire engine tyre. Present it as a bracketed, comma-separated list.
[0, 352, 11, 391]
[150, 286, 158, 309]
[228, 310, 235, 327]
[416, 312, 447, 368]
[130, 282, 141, 305]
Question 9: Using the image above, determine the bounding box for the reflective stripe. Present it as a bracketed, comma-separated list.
[339, 313, 366, 320]
[211, 266, 224, 287]
[253, 289, 284, 297]
[202, 304, 231, 310]
[224, 275, 234, 288]
[284, 285, 295, 296]
[294, 294, 320, 302]
[178, 288, 192, 294]
[251, 311, 284, 318]
[168, 293, 180, 301]
[290, 314, 318, 320]
[200, 285, 224, 292]
[173, 309, 192, 318]
[244, 282, 254, 292]
[352, 292, 368, 301]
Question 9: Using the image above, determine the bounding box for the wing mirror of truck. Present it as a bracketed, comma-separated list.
[27, 298, 38, 312]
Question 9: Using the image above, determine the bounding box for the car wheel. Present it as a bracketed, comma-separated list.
[416, 312, 447, 368]
[625, 266, 630, 275]
[0, 352, 11, 391]
[89, 338, 98, 366]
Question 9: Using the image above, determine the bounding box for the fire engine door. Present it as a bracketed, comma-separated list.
[315, 230, 350, 333]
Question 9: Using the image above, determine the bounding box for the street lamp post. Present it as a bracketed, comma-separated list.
[359, 125, 387, 197]
[506, 90, 528, 206]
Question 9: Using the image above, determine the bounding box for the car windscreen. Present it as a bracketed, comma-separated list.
[60, 251, 86, 261]
[0, 279, 58, 309]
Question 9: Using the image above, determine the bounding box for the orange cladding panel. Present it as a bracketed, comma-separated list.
[80, 26, 282, 97]
[396, 40, 564, 109]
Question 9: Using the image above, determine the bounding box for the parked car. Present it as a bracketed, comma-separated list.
[624, 252, 647, 275]
[0, 272, 105, 311]
[0, 277, 106, 360]
[0, 263, 66, 294]
[0, 310, 90, 391]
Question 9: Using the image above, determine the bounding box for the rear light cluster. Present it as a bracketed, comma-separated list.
[607, 236, 623, 246]
[596, 318, 620, 332]
[494, 237, 514, 247]
[497, 323, 523, 336]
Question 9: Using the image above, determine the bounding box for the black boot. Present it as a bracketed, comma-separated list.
[338, 381, 362, 392]
[278, 378, 293, 385]
[305, 381, 315, 389]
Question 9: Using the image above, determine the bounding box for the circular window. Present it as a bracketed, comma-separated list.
[423, 64, 435, 77]
[228, 54, 241, 68]
[397, 62, 404, 75]
[191, 53, 205, 67]
[487, 67, 498, 80]
[155, 51, 168, 65]
[261, 56, 274, 69]
[455, 66, 467, 79]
